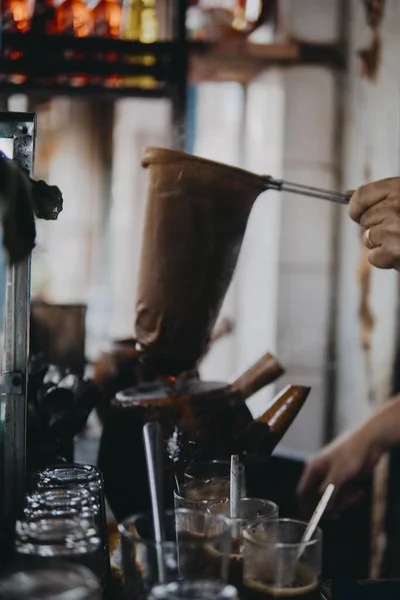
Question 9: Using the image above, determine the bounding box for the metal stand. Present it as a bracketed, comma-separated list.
[0, 112, 36, 567]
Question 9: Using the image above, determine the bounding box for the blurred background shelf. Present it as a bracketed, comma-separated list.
[0, 33, 345, 94]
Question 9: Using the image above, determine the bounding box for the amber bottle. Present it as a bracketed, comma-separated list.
[92, 0, 122, 37]
[120, 0, 158, 89]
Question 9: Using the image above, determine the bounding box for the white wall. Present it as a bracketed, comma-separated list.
[108, 98, 170, 340]
[198, 76, 285, 422]
[336, 0, 400, 434]
[273, 0, 340, 453]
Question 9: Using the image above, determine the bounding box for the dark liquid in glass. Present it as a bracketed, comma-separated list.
[185, 478, 229, 504]
[244, 566, 319, 600]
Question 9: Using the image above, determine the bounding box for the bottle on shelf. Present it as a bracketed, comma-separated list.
[55, 0, 94, 37]
[55, 0, 94, 86]
[120, 0, 159, 89]
[2, 0, 33, 84]
[30, 0, 57, 33]
[2, 0, 33, 32]
[92, 0, 122, 37]
[91, 0, 123, 87]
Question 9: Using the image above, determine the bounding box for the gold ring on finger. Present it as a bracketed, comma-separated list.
[364, 227, 376, 249]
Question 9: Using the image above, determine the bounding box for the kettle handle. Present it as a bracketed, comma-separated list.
[230, 352, 284, 401]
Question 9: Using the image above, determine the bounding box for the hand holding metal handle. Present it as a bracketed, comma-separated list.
[263, 176, 353, 205]
[143, 421, 166, 583]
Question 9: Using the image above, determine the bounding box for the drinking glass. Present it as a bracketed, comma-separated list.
[34, 463, 109, 578]
[174, 479, 230, 510]
[0, 563, 101, 600]
[25, 488, 94, 524]
[148, 580, 239, 600]
[184, 460, 245, 488]
[208, 498, 279, 595]
[243, 518, 322, 600]
[14, 516, 106, 590]
[119, 509, 231, 600]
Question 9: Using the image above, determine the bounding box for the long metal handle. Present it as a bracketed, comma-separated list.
[143, 421, 166, 583]
[264, 176, 351, 205]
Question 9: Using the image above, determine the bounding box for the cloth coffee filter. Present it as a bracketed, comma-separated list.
[136, 147, 267, 376]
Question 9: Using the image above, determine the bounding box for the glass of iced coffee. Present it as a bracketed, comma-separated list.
[208, 498, 279, 596]
[178, 461, 247, 510]
[118, 509, 231, 600]
[184, 461, 245, 486]
[174, 479, 231, 510]
[243, 519, 322, 600]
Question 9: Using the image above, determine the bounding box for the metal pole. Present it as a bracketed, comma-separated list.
[0, 112, 36, 567]
[170, 0, 188, 150]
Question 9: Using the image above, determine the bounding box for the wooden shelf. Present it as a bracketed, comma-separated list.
[0, 34, 345, 96]
[189, 39, 345, 83]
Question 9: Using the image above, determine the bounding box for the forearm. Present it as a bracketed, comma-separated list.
[363, 393, 400, 452]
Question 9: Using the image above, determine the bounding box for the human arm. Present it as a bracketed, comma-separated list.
[349, 177, 400, 270]
[297, 393, 400, 513]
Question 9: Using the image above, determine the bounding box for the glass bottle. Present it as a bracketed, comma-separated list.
[2, 0, 33, 32]
[55, 0, 94, 37]
[30, 0, 57, 33]
[120, 0, 159, 89]
[91, 0, 123, 87]
[92, 0, 122, 37]
[55, 0, 94, 85]
[2, 0, 33, 83]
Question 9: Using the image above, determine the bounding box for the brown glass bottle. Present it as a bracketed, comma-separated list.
[31, 0, 57, 33]
[92, 0, 122, 37]
[3, 0, 31, 31]
[56, 0, 94, 37]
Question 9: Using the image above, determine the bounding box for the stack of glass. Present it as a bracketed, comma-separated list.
[34, 463, 110, 574]
[13, 463, 111, 593]
[0, 563, 101, 600]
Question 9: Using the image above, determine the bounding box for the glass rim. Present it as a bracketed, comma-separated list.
[184, 460, 244, 480]
[118, 508, 231, 546]
[28, 487, 91, 505]
[243, 518, 322, 549]
[207, 497, 279, 520]
[37, 463, 102, 485]
[173, 479, 230, 505]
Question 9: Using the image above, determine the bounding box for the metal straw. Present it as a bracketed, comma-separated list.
[230, 455, 241, 539]
[263, 177, 351, 205]
[297, 483, 335, 561]
[143, 422, 166, 583]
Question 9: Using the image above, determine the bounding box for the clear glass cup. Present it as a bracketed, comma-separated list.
[14, 516, 106, 591]
[0, 563, 101, 600]
[184, 460, 245, 487]
[24, 488, 95, 524]
[208, 498, 279, 595]
[243, 519, 322, 600]
[34, 463, 110, 579]
[119, 509, 231, 600]
[174, 479, 231, 511]
[148, 580, 239, 600]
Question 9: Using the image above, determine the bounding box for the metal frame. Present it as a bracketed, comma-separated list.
[0, 112, 36, 566]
